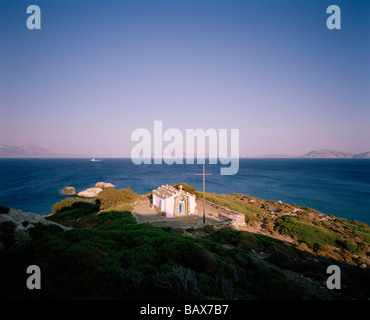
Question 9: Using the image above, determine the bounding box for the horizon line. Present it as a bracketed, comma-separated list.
[0, 156, 240, 159]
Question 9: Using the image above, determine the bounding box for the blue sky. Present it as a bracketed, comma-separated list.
[0, 0, 369, 157]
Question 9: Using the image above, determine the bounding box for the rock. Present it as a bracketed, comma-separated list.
[0, 209, 69, 230]
[63, 186, 77, 195]
[95, 182, 115, 189]
[0, 208, 70, 250]
[77, 187, 103, 198]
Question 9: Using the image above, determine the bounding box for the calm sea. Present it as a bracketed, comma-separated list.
[0, 158, 369, 225]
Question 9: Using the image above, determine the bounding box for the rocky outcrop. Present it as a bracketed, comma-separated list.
[95, 182, 115, 189]
[0, 207, 70, 250]
[76, 182, 114, 198]
[77, 187, 103, 198]
[63, 186, 77, 195]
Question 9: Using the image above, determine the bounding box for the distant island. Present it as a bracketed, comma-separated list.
[246, 149, 370, 159]
[1, 142, 369, 159]
[0, 142, 83, 158]
[0, 141, 57, 158]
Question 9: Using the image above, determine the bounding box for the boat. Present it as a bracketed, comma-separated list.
[90, 158, 102, 162]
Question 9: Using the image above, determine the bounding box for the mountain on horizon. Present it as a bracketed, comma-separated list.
[0, 141, 56, 158]
[0, 141, 82, 158]
[246, 149, 370, 159]
[302, 149, 354, 158]
[1, 142, 369, 159]
[247, 153, 297, 159]
[352, 151, 370, 159]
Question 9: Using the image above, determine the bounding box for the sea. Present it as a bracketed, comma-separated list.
[0, 158, 369, 225]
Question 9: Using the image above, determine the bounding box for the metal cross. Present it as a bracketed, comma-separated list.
[195, 165, 212, 224]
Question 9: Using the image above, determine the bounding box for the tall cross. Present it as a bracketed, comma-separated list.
[195, 165, 212, 224]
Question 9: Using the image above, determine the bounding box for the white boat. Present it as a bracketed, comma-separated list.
[91, 158, 102, 162]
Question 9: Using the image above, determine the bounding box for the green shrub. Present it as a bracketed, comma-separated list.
[206, 229, 241, 245]
[51, 197, 94, 214]
[96, 209, 137, 230]
[97, 188, 137, 211]
[354, 229, 370, 243]
[300, 206, 320, 214]
[342, 220, 370, 243]
[335, 238, 360, 254]
[276, 216, 336, 250]
[28, 223, 65, 240]
[47, 206, 97, 224]
[253, 233, 284, 249]
[173, 182, 196, 195]
[229, 193, 246, 198]
[351, 220, 370, 229]
[0, 214, 330, 300]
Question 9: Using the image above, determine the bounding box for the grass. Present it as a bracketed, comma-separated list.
[199, 192, 262, 223]
[276, 216, 336, 250]
[300, 206, 321, 214]
[252, 233, 285, 249]
[341, 220, 370, 243]
[275, 215, 361, 253]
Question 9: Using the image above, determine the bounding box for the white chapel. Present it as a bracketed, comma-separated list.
[152, 185, 196, 218]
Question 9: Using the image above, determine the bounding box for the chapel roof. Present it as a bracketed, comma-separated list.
[152, 184, 193, 199]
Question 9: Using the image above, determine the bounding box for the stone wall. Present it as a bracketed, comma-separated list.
[204, 200, 247, 229]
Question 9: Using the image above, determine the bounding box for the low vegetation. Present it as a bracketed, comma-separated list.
[173, 182, 197, 195]
[0, 197, 309, 300]
[1, 184, 370, 300]
[96, 187, 137, 211]
[199, 192, 262, 223]
[275, 216, 337, 251]
[51, 197, 95, 214]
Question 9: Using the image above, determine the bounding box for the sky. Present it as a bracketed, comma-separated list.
[0, 0, 369, 157]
